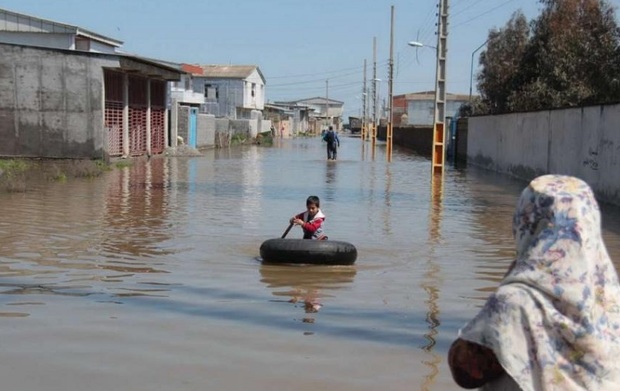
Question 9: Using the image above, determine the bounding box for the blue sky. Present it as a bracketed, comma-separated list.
[2, 0, 619, 118]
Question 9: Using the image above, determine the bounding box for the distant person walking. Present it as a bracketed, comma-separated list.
[322, 126, 340, 160]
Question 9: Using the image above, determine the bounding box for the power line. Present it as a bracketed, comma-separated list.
[452, 0, 517, 28]
[266, 61, 388, 80]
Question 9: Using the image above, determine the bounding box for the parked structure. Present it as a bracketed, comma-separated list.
[0, 8, 182, 160]
[393, 91, 469, 126]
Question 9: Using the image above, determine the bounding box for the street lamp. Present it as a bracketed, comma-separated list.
[469, 38, 490, 103]
[408, 41, 437, 49]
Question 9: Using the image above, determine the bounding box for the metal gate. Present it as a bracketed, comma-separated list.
[105, 72, 167, 157]
[150, 80, 166, 154]
[129, 75, 147, 156]
[104, 70, 124, 157]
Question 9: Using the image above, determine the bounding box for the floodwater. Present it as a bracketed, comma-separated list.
[1, 136, 620, 391]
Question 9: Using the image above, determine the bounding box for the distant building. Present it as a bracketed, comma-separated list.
[264, 102, 314, 136]
[274, 97, 344, 133]
[178, 64, 266, 119]
[393, 91, 469, 126]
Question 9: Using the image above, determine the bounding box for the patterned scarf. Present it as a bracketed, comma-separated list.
[459, 175, 620, 391]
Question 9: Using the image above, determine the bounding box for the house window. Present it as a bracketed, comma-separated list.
[205, 84, 218, 100]
[251, 83, 256, 97]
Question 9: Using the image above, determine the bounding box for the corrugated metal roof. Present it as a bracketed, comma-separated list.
[189, 64, 265, 82]
[181, 63, 203, 74]
[279, 97, 344, 106]
[0, 7, 123, 47]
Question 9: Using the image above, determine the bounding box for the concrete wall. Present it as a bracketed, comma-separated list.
[213, 118, 252, 147]
[377, 125, 433, 155]
[196, 114, 215, 149]
[177, 106, 189, 144]
[468, 103, 620, 206]
[249, 110, 261, 138]
[171, 111, 261, 148]
[0, 43, 118, 159]
[262, 119, 272, 133]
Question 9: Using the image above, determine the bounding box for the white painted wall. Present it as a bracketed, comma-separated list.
[468, 103, 620, 206]
[243, 69, 265, 110]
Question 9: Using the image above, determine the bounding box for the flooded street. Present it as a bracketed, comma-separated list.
[1, 136, 620, 391]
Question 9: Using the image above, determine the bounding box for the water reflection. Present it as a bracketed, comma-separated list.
[325, 161, 337, 202]
[419, 172, 444, 390]
[383, 164, 392, 235]
[102, 158, 174, 261]
[259, 264, 356, 324]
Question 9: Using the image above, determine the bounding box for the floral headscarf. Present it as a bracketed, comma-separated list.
[458, 175, 620, 391]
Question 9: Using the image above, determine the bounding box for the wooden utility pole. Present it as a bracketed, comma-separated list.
[325, 79, 329, 128]
[431, 0, 449, 175]
[362, 59, 367, 142]
[372, 36, 377, 155]
[387, 5, 395, 162]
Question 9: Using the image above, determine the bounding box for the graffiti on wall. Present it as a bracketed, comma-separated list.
[582, 147, 599, 170]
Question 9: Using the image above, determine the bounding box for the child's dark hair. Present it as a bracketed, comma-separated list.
[306, 195, 320, 207]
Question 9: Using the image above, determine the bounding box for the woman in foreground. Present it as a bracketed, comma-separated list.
[448, 175, 620, 390]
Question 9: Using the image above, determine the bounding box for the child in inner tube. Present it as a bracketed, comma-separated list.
[290, 195, 328, 240]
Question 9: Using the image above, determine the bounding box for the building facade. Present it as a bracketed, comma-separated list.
[274, 97, 344, 133]
[179, 64, 266, 119]
[0, 8, 182, 160]
[393, 91, 469, 126]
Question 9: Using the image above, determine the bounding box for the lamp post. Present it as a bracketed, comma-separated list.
[406, 41, 437, 127]
[407, 41, 437, 50]
[469, 38, 490, 103]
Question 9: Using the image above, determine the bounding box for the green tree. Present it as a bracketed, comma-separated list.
[476, 0, 620, 113]
[477, 11, 530, 114]
[516, 0, 620, 110]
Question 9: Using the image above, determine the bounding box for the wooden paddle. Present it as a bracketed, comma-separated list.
[281, 223, 294, 238]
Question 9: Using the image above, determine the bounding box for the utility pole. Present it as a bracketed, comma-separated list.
[325, 79, 329, 128]
[431, 0, 449, 175]
[362, 59, 367, 142]
[387, 5, 395, 162]
[372, 36, 377, 154]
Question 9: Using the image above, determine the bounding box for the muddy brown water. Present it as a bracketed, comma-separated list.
[1, 137, 619, 391]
